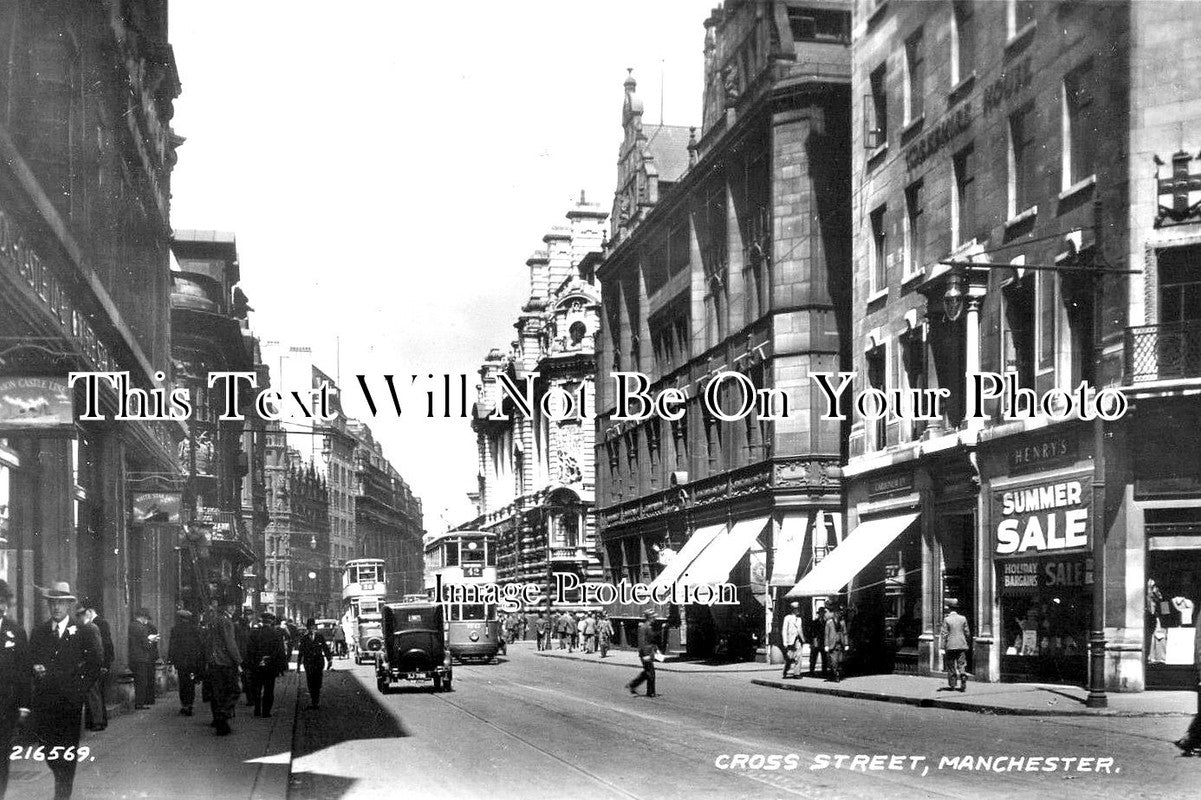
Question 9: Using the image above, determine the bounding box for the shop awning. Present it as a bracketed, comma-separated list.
[679, 517, 770, 587]
[649, 523, 726, 590]
[769, 513, 809, 587]
[785, 512, 919, 598]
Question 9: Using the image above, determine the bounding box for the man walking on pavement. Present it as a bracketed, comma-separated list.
[556, 609, 572, 651]
[29, 581, 101, 800]
[627, 609, 659, 698]
[247, 612, 288, 717]
[205, 599, 241, 736]
[0, 579, 30, 800]
[128, 608, 157, 709]
[582, 611, 597, 654]
[534, 611, 548, 651]
[77, 600, 112, 730]
[808, 607, 828, 678]
[941, 598, 971, 692]
[297, 618, 333, 710]
[780, 601, 804, 679]
[597, 612, 614, 658]
[824, 606, 847, 683]
[167, 609, 203, 716]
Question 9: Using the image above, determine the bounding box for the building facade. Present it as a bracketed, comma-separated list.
[837, 0, 1201, 692]
[350, 421, 424, 600]
[0, 0, 183, 697]
[595, 0, 852, 655]
[461, 196, 609, 610]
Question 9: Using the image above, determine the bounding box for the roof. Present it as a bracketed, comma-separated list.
[643, 124, 694, 183]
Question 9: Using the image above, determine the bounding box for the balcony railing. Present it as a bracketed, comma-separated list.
[548, 546, 589, 563]
[1124, 321, 1201, 383]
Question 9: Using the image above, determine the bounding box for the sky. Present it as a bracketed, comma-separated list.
[169, 0, 716, 532]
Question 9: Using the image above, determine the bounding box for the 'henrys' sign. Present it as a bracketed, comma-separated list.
[993, 475, 1092, 557]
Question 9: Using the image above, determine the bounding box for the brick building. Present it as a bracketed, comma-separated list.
[595, 0, 852, 656]
[825, 0, 1201, 692]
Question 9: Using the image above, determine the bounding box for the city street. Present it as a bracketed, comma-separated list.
[289, 645, 1195, 800]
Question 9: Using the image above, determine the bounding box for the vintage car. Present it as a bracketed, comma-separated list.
[376, 602, 452, 692]
[356, 617, 384, 664]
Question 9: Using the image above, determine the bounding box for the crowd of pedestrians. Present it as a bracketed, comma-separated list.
[506, 609, 617, 656]
[0, 574, 348, 800]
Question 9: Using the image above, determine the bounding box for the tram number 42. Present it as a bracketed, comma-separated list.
[463, 566, 483, 578]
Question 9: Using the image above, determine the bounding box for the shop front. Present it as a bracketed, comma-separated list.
[991, 468, 1094, 685]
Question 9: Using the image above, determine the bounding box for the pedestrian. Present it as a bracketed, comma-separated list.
[572, 612, 583, 652]
[556, 609, 572, 650]
[518, 613, 528, 642]
[29, 581, 101, 800]
[1176, 599, 1201, 755]
[234, 613, 253, 707]
[247, 612, 288, 718]
[297, 618, 333, 710]
[0, 579, 30, 800]
[941, 598, 971, 693]
[534, 611, 548, 651]
[76, 600, 113, 730]
[128, 608, 157, 710]
[780, 601, 804, 679]
[597, 612, 614, 658]
[582, 611, 597, 654]
[167, 609, 203, 716]
[824, 606, 847, 683]
[204, 599, 241, 736]
[333, 622, 347, 659]
[808, 607, 828, 678]
[627, 609, 658, 698]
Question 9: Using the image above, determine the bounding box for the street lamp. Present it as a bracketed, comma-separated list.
[943, 270, 967, 322]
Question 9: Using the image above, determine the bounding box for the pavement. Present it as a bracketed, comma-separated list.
[9, 666, 301, 800]
[535, 644, 1196, 717]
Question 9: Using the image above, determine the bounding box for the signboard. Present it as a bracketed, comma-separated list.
[0, 377, 74, 431]
[998, 556, 1094, 595]
[1008, 434, 1078, 476]
[993, 474, 1092, 557]
[868, 471, 913, 499]
[260, 591, 276, 604]
[132, 492, 182, 524]
[463, 565, 483, 578]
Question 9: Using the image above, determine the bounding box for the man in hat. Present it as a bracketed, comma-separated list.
[204, 598, 241, 736]
[128, 608, 158, 709]
[824, 605, 847, 682]
[0, 579, 30, 800]
[167, 609, 203, 716]
[74, 602, 108, 731]
[297, 618, 333, 710]
[246, 612, 288, 718]
[29, 580, 101, 800]
[941, 598, 971, 692]
[626, 609, 659, 698]
[808, 607, 828, 678]
[780, 601, 805, 679]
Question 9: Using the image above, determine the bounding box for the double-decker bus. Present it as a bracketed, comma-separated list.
[424, 530, 502, 662]
[343, 558, 386, 664]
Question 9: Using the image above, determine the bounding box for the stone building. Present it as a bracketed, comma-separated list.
[830, 0, 1201, 694]
[461, 196, 609, 609]
[595, 0, 852, 655]
[350, 421, 424, 600]
[0, 0, 182, 695]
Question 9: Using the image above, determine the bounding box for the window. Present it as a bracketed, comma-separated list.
[1036, 268, 1056, 373]
[904, 29, 924, 124]
[866, 346, 888, 450]
[1062, 62, 1096, 190]
[951, 2, 974, 87]
[866, 64, 888, 148]
[1001, 274, 1036, 392]
[952, 144, 976, 248]
[870, 205, 888, 293]
[1008, 0, 1037, 36]
[671, 414, 689, 468]
[788, 8, 851, 43]
[1008, 106, 1037, 217]
[900, 330, 927, 441]
[904, 180, 925, 277]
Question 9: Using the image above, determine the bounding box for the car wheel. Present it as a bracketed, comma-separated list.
[432, 676, 443, 692]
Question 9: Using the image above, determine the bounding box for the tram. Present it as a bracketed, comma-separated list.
[343, 558, 386, 664]
[424, 530, 502, 662]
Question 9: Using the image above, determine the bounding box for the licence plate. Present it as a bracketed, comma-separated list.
[406, 672, 428, 681]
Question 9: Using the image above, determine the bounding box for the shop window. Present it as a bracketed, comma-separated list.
[952, 144, 976, 248]
[904, 179, 925, 278]
[904, 28, 924, 125]
[951, 2, 974, 87]
[870, 205, 888, 293]
[1062, 61, 1096, 190]
[1008, 105, 1038, 217]
[998, 555, 1090, 684]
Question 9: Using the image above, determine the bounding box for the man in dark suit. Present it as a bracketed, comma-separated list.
[246, 612, 287, 718]
[626, 609, 659, 698]
[0, 579, 31, 800]
[297, 618, 333, 710]
[128, 608, 157, 709]
[78, 600, 113, 731]
[205, 600, 241, 736]
[29, 581, 102, 800]
[167, 609, 203, 716]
